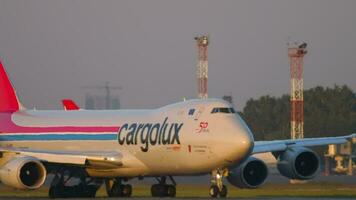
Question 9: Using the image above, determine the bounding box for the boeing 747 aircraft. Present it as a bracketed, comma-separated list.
[0, 61, 354, 198]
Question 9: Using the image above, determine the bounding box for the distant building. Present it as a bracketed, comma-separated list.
[85, 93, 120, 110]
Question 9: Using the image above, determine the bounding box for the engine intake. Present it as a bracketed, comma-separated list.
[227, 157, 268, 189]
[277, 147, 319, 180]
[0, 156, 47, 189]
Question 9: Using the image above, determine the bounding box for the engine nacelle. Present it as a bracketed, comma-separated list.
[227, 157, 268, 189]
[0, 156, 47, 189]
[277, 147, 319, 180]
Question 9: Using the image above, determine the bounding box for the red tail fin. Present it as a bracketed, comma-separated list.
[62, 99, 80, 110]
[0, 61, 19, 112]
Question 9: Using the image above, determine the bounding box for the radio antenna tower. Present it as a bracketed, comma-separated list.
[288, 42, 307, 139]
[195, 35, 209, 99]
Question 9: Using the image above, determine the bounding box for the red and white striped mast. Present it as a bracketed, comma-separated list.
[288, 42, 307, 139]
[195, 35, 209, 99]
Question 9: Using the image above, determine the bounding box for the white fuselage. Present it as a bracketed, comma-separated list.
[0, 99, 254, 177]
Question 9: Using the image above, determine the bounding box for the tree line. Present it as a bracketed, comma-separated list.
[240, 85, 356, 141]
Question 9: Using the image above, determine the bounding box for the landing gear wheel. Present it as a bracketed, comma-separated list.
[219, 185, 227, 197]
[49, 186, 56, 198]
[105, 178, 132, 197]
[209, 185, 219, 198]
[110, 181, 122, 197]
[150, 184, 156, 197]
[48, 169, 101, 198]
[151, 176, 177, 197]
[49, 186, 62, 199]
[210, 169, 229, 198]
[122, 184, 132, 197]
[167, 185, 176, 197]
[76, 185, 97, 197]
[151, 184, 157, 197]
[151, 184, 165, 197]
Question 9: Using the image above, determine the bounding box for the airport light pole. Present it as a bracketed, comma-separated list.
[288, 42, 307, 140]
[195, 35, 209, 99]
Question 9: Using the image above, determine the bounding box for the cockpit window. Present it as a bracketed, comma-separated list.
[211, 107, 236, 114]
[229, 108, 236, 113]
[188, 108, 195, 115]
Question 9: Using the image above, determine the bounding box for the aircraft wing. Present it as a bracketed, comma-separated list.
[0, 147, 122, 169]
[252, 133, 356, 154]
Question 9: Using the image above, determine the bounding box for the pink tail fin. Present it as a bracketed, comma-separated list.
[62, 99, 80, 110]
[0, 61, 19, 112]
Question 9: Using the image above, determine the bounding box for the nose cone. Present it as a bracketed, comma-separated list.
[225, 115, 254, 163]
[237, 114, 255, 152]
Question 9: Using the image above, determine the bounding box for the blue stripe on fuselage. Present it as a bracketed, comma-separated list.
[0, 134, 117, 141]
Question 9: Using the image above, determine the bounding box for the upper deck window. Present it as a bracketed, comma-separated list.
[211, 107, 236, 114]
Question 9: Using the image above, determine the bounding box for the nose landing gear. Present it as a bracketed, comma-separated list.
[210, 169, 228, 198]
[151, 176, 176, 197]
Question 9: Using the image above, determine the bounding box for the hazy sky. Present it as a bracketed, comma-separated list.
[0, 0, 355, 110]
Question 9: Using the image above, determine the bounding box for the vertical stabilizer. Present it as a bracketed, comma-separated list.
[0, 61, 19, 112]
[62, 99, 80, 110]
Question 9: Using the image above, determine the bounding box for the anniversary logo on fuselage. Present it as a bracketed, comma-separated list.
[118, 117, 183, 152]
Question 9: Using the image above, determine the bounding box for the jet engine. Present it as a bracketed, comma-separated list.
[0, 156, 47, 189]
[227, 157, 268, 189]
[277, 147, 319, 180]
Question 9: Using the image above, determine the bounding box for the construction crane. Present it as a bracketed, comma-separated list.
[82, 82, 122, 109]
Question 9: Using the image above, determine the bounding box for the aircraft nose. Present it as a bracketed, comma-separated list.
[226, 116, 254, 163]
[236, 124, 254, 156]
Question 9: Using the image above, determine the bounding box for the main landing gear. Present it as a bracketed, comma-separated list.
[49, 168, 101, 198]
[105, 178, 132, 197]
[209, 169, 228, 198]
[151, 176, 176, 197]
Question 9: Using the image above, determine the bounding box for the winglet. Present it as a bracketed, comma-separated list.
[62, 99, 80, 110]
[0, 61, 19, 112]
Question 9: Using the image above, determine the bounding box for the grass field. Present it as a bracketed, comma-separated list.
[1, 183, 356, 198]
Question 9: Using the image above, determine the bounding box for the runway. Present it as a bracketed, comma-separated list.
[1, 198, 355, 200]
[1, 174, 355, 199]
